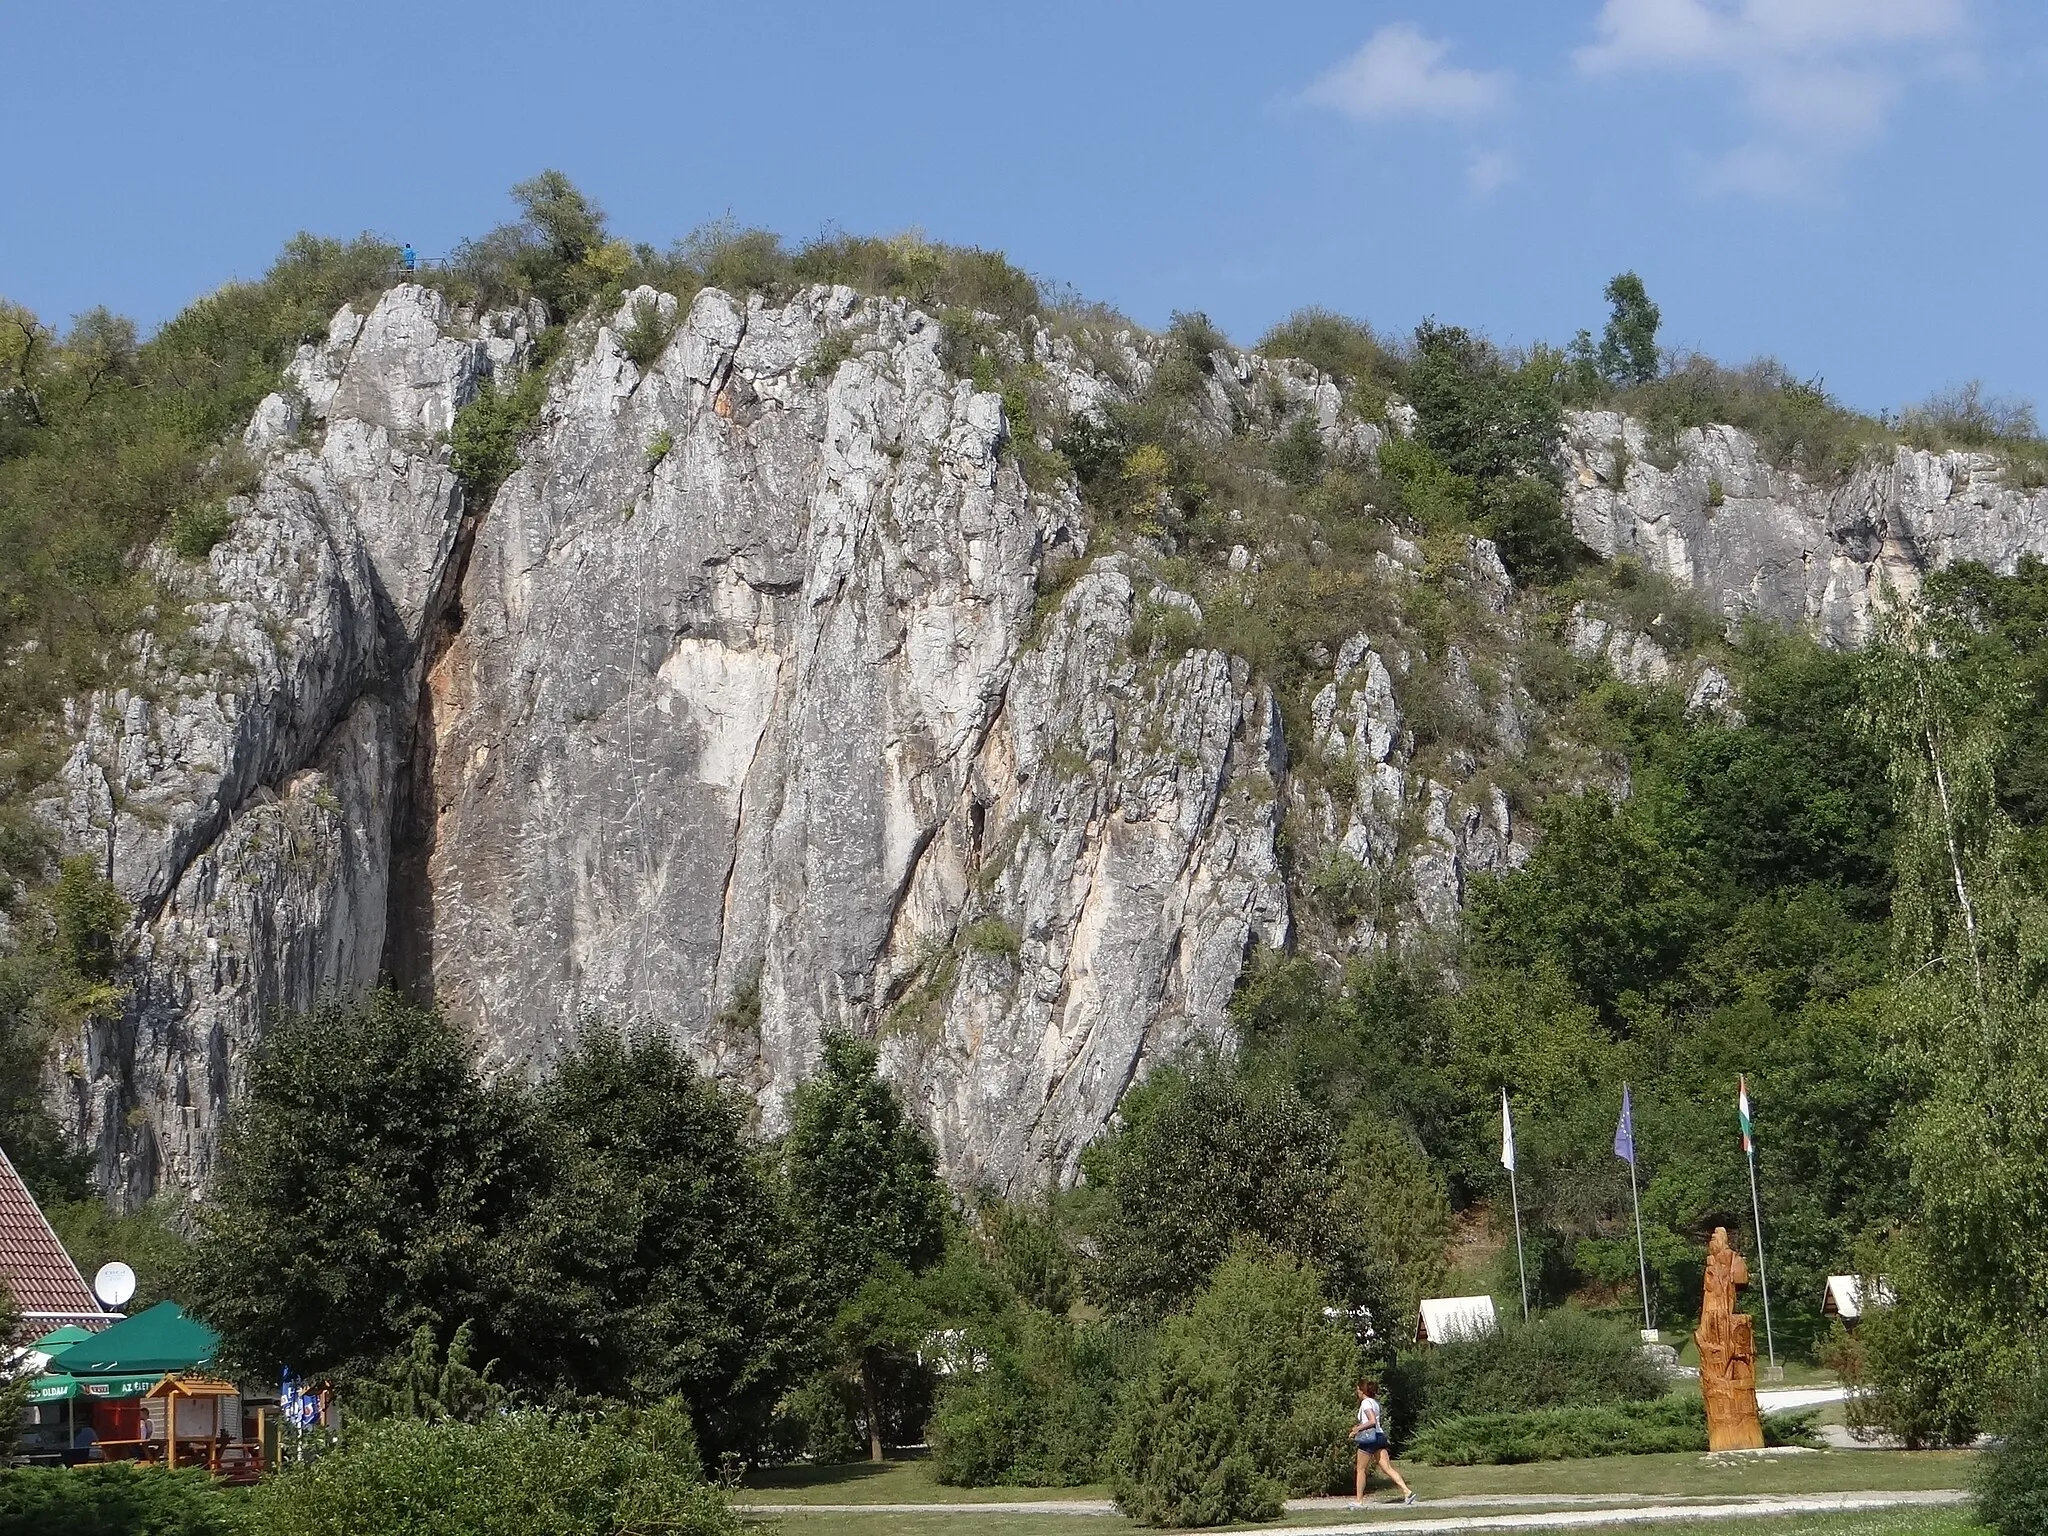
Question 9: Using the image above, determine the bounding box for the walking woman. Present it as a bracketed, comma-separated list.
[1350, 1378, 1416, 1507]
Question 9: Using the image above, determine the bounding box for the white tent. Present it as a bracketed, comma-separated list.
[1822, 1275, 1895, 1321]
[1416, 1295, 1499, 1344]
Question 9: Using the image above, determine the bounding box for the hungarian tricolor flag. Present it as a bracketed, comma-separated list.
[1738, 1076, 1755, 1156]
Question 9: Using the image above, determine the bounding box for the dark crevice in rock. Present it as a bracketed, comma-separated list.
[381, 481, 486, 999]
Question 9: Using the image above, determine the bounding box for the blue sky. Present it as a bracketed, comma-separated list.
[5, 0, 2045, 415]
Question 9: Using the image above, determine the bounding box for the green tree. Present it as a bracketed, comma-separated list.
[1333, 1109, 1452, 1329]
[349, 1321, 507, 1424]
[1083, 1052, 1342, 1318]
[1406, 321, 1561, 486]
[1598, 272, 1661, 388]
[1855, 601, 2048, 1438]
[977, 1196, 1076, 1317]
[0, 1280, 24, 1457]
[1479, 474, 1583, 587]
[1978, 1365, 2048, 1536]
[1466, 793, 1715, 1020]
[929, 1307, 1139, 1487]
[512, 170, 606, 270]
[505, 1027, 804, 1453]
[184, 992, 539, 1379]
[785, 1033, 949, 1459]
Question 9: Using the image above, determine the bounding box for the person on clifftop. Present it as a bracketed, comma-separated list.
[400, 243, 418, 274]
[1349, 1378, 1416, 1508]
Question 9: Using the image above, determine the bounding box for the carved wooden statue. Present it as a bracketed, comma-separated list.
[1695, 1226, 1765, 1451]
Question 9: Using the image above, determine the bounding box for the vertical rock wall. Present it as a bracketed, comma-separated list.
[48, 277, 2048, 1204]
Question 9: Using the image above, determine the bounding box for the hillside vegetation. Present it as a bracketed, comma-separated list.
[5, 175, 2048, 1519]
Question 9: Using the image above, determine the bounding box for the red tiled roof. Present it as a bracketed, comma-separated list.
[0, 1145, 107, 1334]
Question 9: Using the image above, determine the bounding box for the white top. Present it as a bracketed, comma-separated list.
[1823, 1275, 1894, 1320]
[1357, 1396, 1384, 1432]
[1417, 1294, 1499, 1343]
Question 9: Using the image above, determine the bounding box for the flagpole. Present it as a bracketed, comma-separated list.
[1743, 1095, 1778, 1372]
[1627, 1149, 1651, 1331]
[1622, 1082, 1652, 1332]
[1504, 1090, 1529, 1322]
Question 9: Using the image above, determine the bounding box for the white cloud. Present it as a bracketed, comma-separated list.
[1576, 0, 1970, 191]
[1306, 24, 1510, 122]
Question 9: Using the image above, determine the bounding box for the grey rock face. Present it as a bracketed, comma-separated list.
[1563, 410, 2048, 644]
[885, 561, 1289, 1188]
[413, 287, 1286, 1190]
[75, 280, 2027, 1204]
[1295, 536, 1534, 953]
[47, 284, 519, 1198]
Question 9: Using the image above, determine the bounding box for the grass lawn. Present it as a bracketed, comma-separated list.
[741, 1456, 1109, 1505]
[740, 1451, 1974, 1509]
[739, 1501, 1989, 1536]
[1395, 1453, 1974, 1500]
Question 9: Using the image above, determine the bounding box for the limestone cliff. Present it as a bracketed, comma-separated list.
[1562, 409, 2048, 643]
[41, 279, 2048, 1203]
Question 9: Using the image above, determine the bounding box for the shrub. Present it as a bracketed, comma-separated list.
[1407, 1396, 1697, 1465]
[1269, 416, 1326, 488]
[1108, 1252, 1355, 1525]
[1309, 850, 1374, 925]
[1257, 308, 1403, 399]
[1407, 1398, 1818, 1465]
[256, 1411, 734, 1536]
[0, 1464, 242, 1536]
[1153, 311, 1224, 402]
[1480, 476, 1585, 588]
[1128, 597, 1202, 660]
[1901, 381, 2039, 450]
[1053, 414, 1126, 487]
[1389, 1309, 1663, 1432]
[1378, 435, 1477, 533]
[616, 296, 677, 369]
[961, 917, 1022, 959]
[168, 500, 236, 560]
[929, 1311, 1140, 1487]
[1979, 1367, 2048, 1536]
[1613, 355, 1877, 480]
[450, 359, 550, 499]
[1407, 321, 1561, 487]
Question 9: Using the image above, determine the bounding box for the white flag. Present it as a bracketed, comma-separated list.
[1501, 1089, 1516, 1172]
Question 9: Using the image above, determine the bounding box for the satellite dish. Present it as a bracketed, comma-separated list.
[93, 1261, 137, 1309]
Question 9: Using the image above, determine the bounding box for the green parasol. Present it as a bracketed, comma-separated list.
[44, 1301, 218, 1377]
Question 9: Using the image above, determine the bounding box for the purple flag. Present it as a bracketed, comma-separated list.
[1614, 1084, 1637, 1165]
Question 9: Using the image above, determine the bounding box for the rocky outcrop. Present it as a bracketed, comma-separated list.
[65, 278, 2048, 1205]
[1563, 410, 2048, 644]
[46, 285, 535, 1198]
[408, 285, 1291, 1189]
[1296, 554, 1534, 952]
[43, 282, 1326, 1200]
